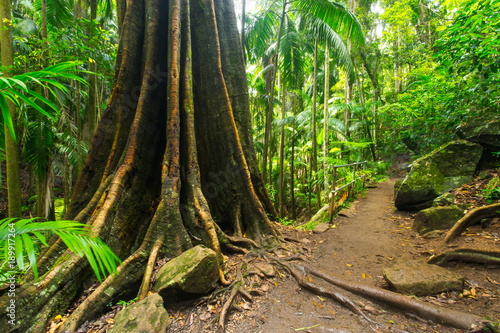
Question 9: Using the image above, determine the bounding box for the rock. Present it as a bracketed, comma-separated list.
[255, 263, 276, 277]
[394, 140, 482, 210]
[422, 230, 444, 239]
[412, 205, 464, 235]
[153, 245, 219, 301]
[339, 206, 356, 218]
[313, 223, 330, 234]
[109, 294, 171, 333]
[456, 118, 500, 169]
[457, 117, 500, 151]
[383, 261, 464, 296]
[432, 193, 455, 207]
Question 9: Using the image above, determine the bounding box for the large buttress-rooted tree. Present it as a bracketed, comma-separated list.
[1, 0, 278, 331]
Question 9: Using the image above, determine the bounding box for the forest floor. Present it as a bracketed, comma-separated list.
[163, 178, 500, 333]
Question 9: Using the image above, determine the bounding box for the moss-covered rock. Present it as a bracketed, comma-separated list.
[152, 245, 219, 302]
[432, 193, 456, 207]
[456, 118, 500, 169]
[413, 205, 464, 235]
[395, 140, 482, 210]
[108, 294, 171, 333]
[383, 261, 464, 296]
[457, 117, 500, 151]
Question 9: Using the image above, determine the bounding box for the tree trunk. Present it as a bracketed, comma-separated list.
[279, 84, 286, 217]
[0, 0, 22, 217]
[84, 0, 98, 144]
[263, 0, 287, 187]
[0, 0, 279, 331]
[290, 93, 296, 220]
[360, 50, 380, 159]
[323, 46, 330, 201]
[241, 0, 246, 62]
[309, 38, 319, 210]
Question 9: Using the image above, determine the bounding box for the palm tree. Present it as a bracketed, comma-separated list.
[0, 62, 87, 217]
[246, 0, 364, 186]
[246, 0, 364, 215]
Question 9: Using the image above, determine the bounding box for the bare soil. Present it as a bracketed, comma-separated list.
[166, 179, 500, 333]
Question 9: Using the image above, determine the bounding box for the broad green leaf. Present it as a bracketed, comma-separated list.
[0, 93, 16, 141]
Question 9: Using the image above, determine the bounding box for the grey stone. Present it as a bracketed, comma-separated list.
[456, 117, 500, 150]
[255, 263, 276, 277]
[413, 205, 464, 234]
[313, 223, 330, 234]
[383, 261, 464, 296]
[456, 118, 500, 169]
[395, 140, 482, 210]
[432, 193, 456, 207]
[109, 294, 171, 333]
[153, 245, 219, 301]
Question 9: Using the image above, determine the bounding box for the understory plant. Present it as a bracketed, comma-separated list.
[0, 217, 121, 282]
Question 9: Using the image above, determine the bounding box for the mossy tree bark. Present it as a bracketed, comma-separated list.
[0, 0, 278, 332]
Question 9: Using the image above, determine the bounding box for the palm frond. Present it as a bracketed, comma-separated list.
[0, 218, 121, 281]
[304, 14, 353, 74]
[292, 0, 365, 46]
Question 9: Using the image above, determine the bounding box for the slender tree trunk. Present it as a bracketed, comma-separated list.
[241, 0, 246, 62]
[263, 0, 286, 186]
[323, 46, 330, 201]
[354, 59, 376, 162]
[278, 83, 286, 217]
[74, 1, 84, 174]
[0, 0, 22, 217]
[41, 0, 56, 220]
[309, 38, 319, 210]
[344, 0, 356, 142]
[63, 153, 70, 216]
[360, 51, 379, 160]
[290, 93, 296, 220]
[85, 0, 98, 144]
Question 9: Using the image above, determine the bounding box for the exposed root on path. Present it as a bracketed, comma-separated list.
[444, 203, 500, 244]
[218, 263, 253, 333]
[259, 251, 373, 324]
[299, 263, 485, 331]
[428, 248, 500, 266]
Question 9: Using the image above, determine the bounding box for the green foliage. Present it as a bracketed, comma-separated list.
[0, 218, 121, 282]
[435, 0, 500, 116]
[278, 216, 295, 226]
[482, 187, 500, 204]
[0, 61, 87, 141]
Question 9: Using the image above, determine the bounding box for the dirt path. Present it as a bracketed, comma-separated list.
[167, 179, 500, 333]
[253, 179, 426, 333]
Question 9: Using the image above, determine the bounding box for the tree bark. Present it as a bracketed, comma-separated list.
[310, 38, 319, 209]
[0, 0, 279, 331]
[84, 0, 98, 144]
[279, 84, 286, 217]
[323, 46, 330, 202]
[0, 0, 22, 217]
[263, 0, 287, 188]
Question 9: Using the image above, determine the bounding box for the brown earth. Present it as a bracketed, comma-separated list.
[164, 179, 500, 333]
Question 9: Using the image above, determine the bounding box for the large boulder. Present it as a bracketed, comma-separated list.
[456, 118, 500, 169]
[457, 117, 500, 151]
[395, 140, 482, 210]
[412, 205, 465, 235]
[383, 261, 464, 296]
[109, 294, 171, 333]
[153, 245, 219, 302]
